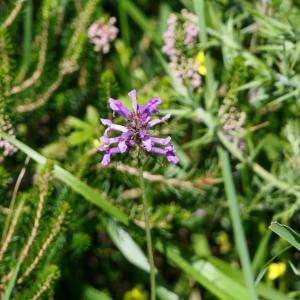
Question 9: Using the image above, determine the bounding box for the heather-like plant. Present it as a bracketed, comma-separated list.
[0, 163, 69, 299]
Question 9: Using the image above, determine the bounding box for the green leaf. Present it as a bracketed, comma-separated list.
[65, 116, 91, 130]
[67, 130, 93, 146]
[156, 287, 179, 300]
[84, 286, 113, 300]
[107, 221, 180, 300]
[86, 105, 99, 126]
[269, 222, 300, 251]
[107, 220, 150, 272]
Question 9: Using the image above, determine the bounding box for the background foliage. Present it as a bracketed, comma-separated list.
[1, 0, 300, 299]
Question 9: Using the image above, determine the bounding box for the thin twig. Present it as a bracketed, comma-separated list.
[97, 162, 220, 190]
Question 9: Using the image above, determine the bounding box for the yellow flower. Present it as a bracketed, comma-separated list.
[195, 51, 207, 76]
[123, 285, 148, 300]
[216, 231, 231, 254]
[268, 262, 286, 280]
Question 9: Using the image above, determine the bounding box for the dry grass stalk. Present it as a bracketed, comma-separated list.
[30, 270, 56, 300]
[1, 0, 26, 29]
[0, 200, 25, 263]
[1, 170, 50, 285]
[1, 157, 30, 244]
[11, 20, 49, 94]
[17, 210, 66, 284]
[16, 0, 100, 113]
[98, 162, 218, 190]
[16, 74, 64, 112]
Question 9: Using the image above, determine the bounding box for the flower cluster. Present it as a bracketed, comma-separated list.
[162, 10, 204, 89]
[88, 17, 118, 54]
[218, 98, 246, 150]
[0, 115, 17, 161]
[98, 90, 179, 165]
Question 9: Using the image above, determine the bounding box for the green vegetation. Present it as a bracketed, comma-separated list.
[1, 0, 300, 299]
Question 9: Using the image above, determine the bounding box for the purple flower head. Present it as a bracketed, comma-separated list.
[98, 90, 179, 165]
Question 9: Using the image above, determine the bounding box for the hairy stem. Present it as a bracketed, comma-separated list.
[139, 167, 156, 300]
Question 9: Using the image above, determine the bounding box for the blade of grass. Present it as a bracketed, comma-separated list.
[118, 0, 130, 46]
[1, 260, 22, 300]
[23, 0, 32, 67]
[218, 146, 258, 300]
[252, 230, 271, 274]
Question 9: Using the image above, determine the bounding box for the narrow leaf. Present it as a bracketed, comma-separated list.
[269, 222, 300, 251]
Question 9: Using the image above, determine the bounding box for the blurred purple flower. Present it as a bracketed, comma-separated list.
[88, 17, 118, 54]
[98, 90, 179, 165]
[162, 10, 202, 89]
[181, 9, 199, 48]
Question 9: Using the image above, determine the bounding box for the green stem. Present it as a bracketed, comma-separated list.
[21, 0, 32, 77]
[139, 167, 156, 300]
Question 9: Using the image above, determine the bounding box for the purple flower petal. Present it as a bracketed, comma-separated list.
[150, 147, 165, 155]
[165, 145, 179, 164]
[111, 124, 128, 132]
[100, 118, 112, 126]
[139, 97, 161, 114]
[109, 99, 131, 117]
[101, 153, 111, 165]
[100, 136, 122, 144]
[118, 140, 128, 153]
[142, 139, 152, 151]
[128, 89, 138, 112]
[110, 147, 122, 154]
[100, 147, 123, 166]
[148, 114, 171, 128]
[167, 154, 179, 164]
[150, 136, 171, 145]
